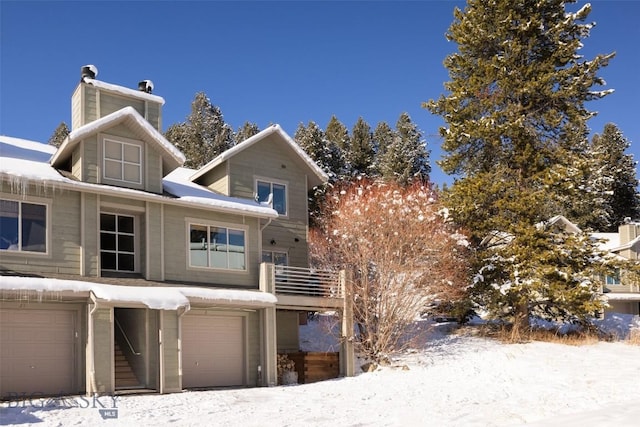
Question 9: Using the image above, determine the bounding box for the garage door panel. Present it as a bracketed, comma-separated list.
[182, 315, 244, 388]
[0, 308, 76, 398]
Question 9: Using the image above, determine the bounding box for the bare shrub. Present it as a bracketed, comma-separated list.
[627, 329, 640, 346]
[310, 180, 471, 361]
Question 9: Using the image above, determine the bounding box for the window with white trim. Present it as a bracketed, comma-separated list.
[189, 224, 246, 270]
[103, 138, 142, 184]
[257, 180, 287, 215]
[605, 268, 621, 286]
[0, 199, 47, 253]
[100, 213, 136, 272]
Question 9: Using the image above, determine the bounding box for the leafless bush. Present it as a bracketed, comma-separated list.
[310, 180, 471, 361]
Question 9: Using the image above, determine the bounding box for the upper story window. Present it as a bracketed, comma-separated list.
[0, 199, 47, 253]
[189, 223, 246, 270]
[103, 138, 142, 184]
[257, 179, 287, 216]
[605, 269, 621, 286]
[100, 213, 136, 272]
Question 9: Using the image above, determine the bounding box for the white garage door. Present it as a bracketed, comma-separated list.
[182, 315, 244, 388]
[0, 308, 77, 399]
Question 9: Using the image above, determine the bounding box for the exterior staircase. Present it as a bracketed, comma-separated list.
[114, 340, 141, 389]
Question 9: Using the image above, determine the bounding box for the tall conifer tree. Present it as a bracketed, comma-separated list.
[378, 113, 430, 185]
[425, 0, 615, 328]
[165, 92, 233, 168]
[586, 124, 640, 231]
[349, 117, 375, 177]
[48, 122, 70, 148]
[235, 121, 260, 143]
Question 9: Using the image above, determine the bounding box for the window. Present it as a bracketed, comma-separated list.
[100, 213, 136, 272]
[262, 250, 288, 266]
[0, 199, 47, 253]
[103, 138, 142, 184]
[605, 269, 621, 286]
[257, 180, 287, 215]
[189, 224, 246, 270]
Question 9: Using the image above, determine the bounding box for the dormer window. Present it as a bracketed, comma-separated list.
[103, 137, 142, 185]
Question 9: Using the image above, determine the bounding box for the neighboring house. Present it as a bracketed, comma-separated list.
[480, 215, 640, 316]
[592, 220, 640, 315]
[0, 65, 354, 400]
[540, 216, 640, 316]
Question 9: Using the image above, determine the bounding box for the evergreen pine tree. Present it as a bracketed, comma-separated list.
[371, 121, 396, 177]
[48, 122, 70, 148]
[325, 116, 351, 178]
[348, 117, 375, 177]
[424, 0, 615, 327]
[378, 113, 430, 185]
[164, 92, 234, 168]
[294, 121, 338, 226]
[235, 121, 260, 143]
[585, 124, 640, 231]
[295, 121, 338, 179]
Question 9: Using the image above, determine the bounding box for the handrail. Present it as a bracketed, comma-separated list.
[274, 265, 342, 298]
[115, 317, 141, 356]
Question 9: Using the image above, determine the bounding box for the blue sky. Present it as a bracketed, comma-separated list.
[1, 1, 638, 186]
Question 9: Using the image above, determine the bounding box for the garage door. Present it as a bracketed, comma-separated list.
[0, 308, 77, 399]
[182, 315, 244, 388]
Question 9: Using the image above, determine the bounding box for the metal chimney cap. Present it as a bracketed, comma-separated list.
[81, 64, 98, 81]
[138, 80, 154, 94]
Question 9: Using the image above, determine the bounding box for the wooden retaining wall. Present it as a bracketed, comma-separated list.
[287, 352, 340, 384]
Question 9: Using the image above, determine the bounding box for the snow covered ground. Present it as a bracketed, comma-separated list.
[2, 317, 639, 427]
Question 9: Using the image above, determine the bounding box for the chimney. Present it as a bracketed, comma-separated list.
[138, 80, 154, 94]
[80, 64, 98, 81]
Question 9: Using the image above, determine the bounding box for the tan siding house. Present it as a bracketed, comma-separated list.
[0, 65, 353, 400]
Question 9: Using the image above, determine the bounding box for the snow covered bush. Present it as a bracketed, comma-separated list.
[310, 180, 471, 361]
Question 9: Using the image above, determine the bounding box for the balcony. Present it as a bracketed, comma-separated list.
[260, 263, 345, 310]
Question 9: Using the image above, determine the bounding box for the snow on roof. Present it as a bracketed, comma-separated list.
[591, 232, 620, 251]
[0, 135, 62, 182]
[0, 135, 277, 218]
[163, 167, 278, 218]
[83, 77, 165, 105]
[177, 286, 277, 306]
[51, 106, 185, 168]
[190, 124, 328, 188]
[0, 275, 276, 310]
[603, 293, 640, 301]
[544, 215, 582, 233]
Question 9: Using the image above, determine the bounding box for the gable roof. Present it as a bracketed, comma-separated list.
[189, 124, 329, 189]
[544, 215, 582, 234]
[0, 135, 277, 219]
[50, 106, 186, 174]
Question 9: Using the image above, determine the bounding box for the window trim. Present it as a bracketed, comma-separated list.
[100, 134, 144, 188]
[605, 268, 621, 286]
[186, 218, 249, 272]
[255, 176, 288, 217]
[99, 211, 139, 273]
[0, 197, 50, 256]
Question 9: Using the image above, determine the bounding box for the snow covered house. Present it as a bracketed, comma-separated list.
[544, 215, 640, 315]
[592, 221, 640, 315]
[0, 65, 354, 400]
